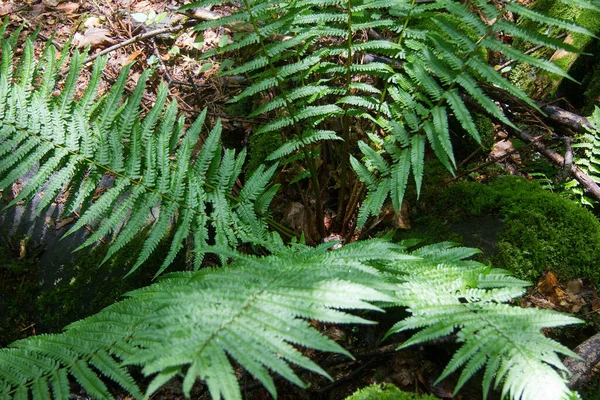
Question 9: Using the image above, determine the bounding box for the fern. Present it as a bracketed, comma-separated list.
[568, 106, 600, 205]
[0, 28, 283, 276]
[184, 0, 594, 228]
[0, 240, 581, 400]
[0, 7, 591, 400]
[384, 242, 582, 400]
[0, 240, 401, 400]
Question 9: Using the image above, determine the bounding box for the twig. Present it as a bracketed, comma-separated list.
[82, 25, 183, 65]
[516, 128, 600, 201]
[443, 145, 526, 186]
[151, 39, 173, 83]
[556, 136, 572, 182]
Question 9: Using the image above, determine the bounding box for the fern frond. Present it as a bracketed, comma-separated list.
[384, 243, 582, 400]
[0, 241, 402, 400]
[0, 35, 278, 275]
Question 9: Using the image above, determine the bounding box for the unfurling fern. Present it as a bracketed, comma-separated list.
[0, 28, 284, 276]
[0, 240, 581, 400]
[183, 0, 596, 227]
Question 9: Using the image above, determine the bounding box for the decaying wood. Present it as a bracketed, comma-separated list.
[516, 129, 600, 201]
[536, 102, 593, 134]
[564, 332, 600, 389]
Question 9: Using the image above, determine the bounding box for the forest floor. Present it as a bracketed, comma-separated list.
[2, 0, 600, 399]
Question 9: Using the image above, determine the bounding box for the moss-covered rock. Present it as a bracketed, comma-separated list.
[344, 383, 438, 400]
[412, 176, 600, 284]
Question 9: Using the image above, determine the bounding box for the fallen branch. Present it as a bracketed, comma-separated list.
[536, 102, 593, 134]
[83, 25, 183, 65]
[515, 129, 600, 201]
[564, 332, 600, 389]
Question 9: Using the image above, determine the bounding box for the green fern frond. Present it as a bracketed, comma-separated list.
[0, 35, 278, 275]
[384, 242, 582, 400]
[267, 130, 340, 160]
[0, 240, 403, 400]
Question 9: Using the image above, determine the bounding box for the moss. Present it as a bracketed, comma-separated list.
[582, 62, 600, 114]
[246, 133, 283, 175]
[418, 176, 600, 284]
[344, 383, 438, 400]
[510, 0, 600, 98]
[472, 113, 495, 146]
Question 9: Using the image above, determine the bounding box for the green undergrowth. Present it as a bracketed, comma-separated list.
[0, 235, 39, 346]
[1, 229, 173, 345]
[35, 230, 172, 333]
[402, 176, 600, 284]
[345, 383, 439, 400]
[510, 0, 600, 101]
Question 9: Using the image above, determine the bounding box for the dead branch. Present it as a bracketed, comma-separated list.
[516, 129, 600, 201]
[83, 25, 183, 65]
[564, 332, 600, 389]
[536, 102, 593, 134]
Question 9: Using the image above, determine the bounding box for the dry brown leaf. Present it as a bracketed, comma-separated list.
[566, 279, 584, 299]
[0, 4, 13, 17]
[125, 50, 143, 64]
[537, 270, 560, 297]
[74, 28, 116, 49]
[55, 217, 75, 231]
[83, 16, 102, 29]
[56, 2, 79, 14]
[131, 0, 153, 12]
[42, 0, 61, 8]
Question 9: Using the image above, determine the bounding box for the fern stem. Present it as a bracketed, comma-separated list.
[240, 0, 325, 239]
[337, 0, 356, 227]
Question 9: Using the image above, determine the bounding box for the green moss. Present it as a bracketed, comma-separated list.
[419, 176, 600, 284]
[345, 383, 438, 400]
[582, 62, 600, 114]
[472, 113, 495, 147]
[510, 0, 600, 98]
[246, 133, 282, 175]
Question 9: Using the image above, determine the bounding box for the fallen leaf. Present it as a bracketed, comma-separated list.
[566, 279, 584, 299]
[42, 0, 61, 8]
[56, 2, 79, 14]
[83, 16, 102, 29]
[55, 217, 75, 230]
[537, 270, 560, 297]
[0, 4, 12, 17]
[74, 28, 116, 49]
[125, 50, 143, 64]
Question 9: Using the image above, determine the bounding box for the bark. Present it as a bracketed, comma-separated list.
[516, 129, 600, 201]
[564, 332, 600, 389]
[536, 102, 593, 134]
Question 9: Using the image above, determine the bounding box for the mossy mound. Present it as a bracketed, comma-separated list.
[345, 383, 438, 400]
[415, 176, 600, 284]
